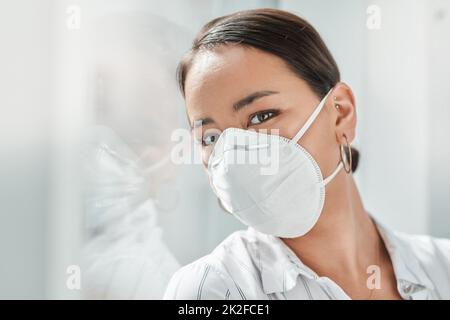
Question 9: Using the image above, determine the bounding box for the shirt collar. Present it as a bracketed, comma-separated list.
[247, 227, 317, 294]
[248, 217, 435, 296]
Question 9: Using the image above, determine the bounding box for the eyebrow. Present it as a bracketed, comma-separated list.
[191, 117, 214, 129]
[233, 90, 279, 111]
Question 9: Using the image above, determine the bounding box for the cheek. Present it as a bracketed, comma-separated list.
[201, 146, 213, 168]
[300, 115, 340, 177]
[273, 103, 339, 174]
[272, 109, 306, 141]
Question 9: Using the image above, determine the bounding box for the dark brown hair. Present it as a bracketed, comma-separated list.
[177, 8, 359, 172]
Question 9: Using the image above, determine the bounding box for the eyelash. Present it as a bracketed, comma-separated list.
[248, 109, 280, 126]
[201, 134, 218, 147]
[200, 109, 280, 147]
[201, 130, 221, 147]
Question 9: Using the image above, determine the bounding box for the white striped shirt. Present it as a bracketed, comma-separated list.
[163, 219, 450, 300]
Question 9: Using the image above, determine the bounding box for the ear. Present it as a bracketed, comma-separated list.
[331, 82, 356, 144]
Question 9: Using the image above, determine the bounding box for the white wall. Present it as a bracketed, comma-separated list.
[428, 0, 450, 238]
[362, 0, 429, 234]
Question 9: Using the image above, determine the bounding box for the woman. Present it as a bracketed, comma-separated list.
[164, 8, 450, 300]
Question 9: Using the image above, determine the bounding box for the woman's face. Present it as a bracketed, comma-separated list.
[184, 45, 356, 178]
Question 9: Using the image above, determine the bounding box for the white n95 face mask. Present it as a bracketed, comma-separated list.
[207, 89, 343, 238]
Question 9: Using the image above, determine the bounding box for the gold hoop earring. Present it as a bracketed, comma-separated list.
[340, 134, 352, 174]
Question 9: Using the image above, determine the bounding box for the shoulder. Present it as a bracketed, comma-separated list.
[394, 230, 450, 270]
[391, 229, 450, 296]
[163, 254, 233, 300]
[163, 229, 264, 300]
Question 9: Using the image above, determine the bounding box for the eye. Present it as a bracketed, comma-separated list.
[248, 110, 279, 126]
[202, 131, 221, 147]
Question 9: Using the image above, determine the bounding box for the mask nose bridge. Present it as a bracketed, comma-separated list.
[208, 128, 273, 171]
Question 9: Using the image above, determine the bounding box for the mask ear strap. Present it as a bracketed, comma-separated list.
[290, 89, 333, 145]
[323, 162, 343, 186]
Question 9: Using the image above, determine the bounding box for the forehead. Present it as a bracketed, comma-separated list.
[184, 45, 295, 122]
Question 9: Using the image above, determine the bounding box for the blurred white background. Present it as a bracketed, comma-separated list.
[0, 0, 449, 299]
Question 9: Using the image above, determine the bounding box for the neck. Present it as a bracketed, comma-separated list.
[281, 169, 382, 284]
